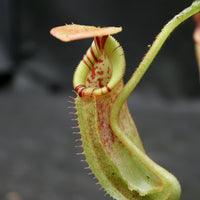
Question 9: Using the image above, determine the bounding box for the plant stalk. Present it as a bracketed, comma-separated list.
[111, 1, 200, 127]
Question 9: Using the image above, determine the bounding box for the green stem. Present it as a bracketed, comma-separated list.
[111, 1, 200, 130]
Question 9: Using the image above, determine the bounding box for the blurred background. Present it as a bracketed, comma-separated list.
[0, 0, 200, 199]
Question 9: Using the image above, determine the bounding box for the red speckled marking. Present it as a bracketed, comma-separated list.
[97, 71, 104, 75]
[112, 45, 121, 53]
[90, 47, 98, 62]
[96, 85, 123, 150]
[87, 77, 91, 84]
[94, 36, 108, 50]
[101, 36, 108, 49]
[107, 67, 110, 75]
[108, 124, 115, 142]
[97, 59, 103, 63]
[91, 66, 98, 80]
[100, 120, 105, 128]
[83, 58, 91, 69]
[79, 35, 112, 97]
[106, 85, 111, 92]
[95, 37, 101, 50]
[97, 78, 104, 88]
[86, 53, 94, 66]
[90, 89, 96, 97]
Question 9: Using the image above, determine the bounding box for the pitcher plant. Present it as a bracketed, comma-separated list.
[50, 1, 200, 199]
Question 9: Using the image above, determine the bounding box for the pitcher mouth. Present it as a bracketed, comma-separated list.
[73, 36, 126, 97]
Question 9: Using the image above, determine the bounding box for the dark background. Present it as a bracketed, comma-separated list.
[0, 0, 200, 200]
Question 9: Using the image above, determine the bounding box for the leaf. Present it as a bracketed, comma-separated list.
[50, 24, 122, 42]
